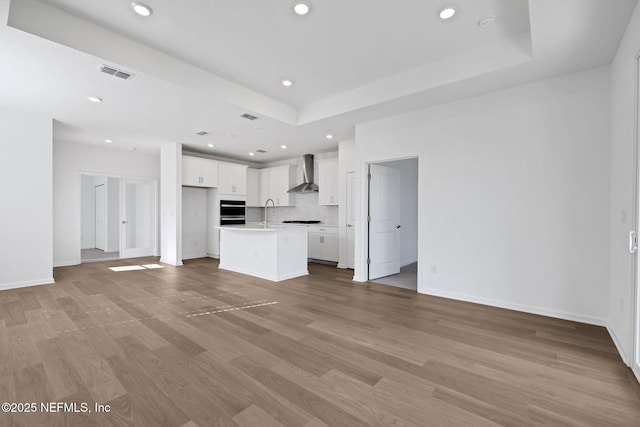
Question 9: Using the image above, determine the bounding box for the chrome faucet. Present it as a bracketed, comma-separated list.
[264, 198, 275, 228]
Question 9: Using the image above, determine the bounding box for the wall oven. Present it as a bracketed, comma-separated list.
[220, 200, 246, 225]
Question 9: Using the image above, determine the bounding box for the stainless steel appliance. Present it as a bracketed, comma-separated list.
[287, 154, 319, 193]
[220, 200, 245, 225]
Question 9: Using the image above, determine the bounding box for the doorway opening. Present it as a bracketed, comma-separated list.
[81, 175, 120, 262]
[367, 158, 418, 291]
[80, 174, 158, 263]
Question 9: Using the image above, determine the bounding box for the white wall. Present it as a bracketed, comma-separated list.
[160, 142, 182, 266]
[182, 187, 207, 259]
[53, 141, 159, 266]
[609, 2, 640, 365]
[384, 158, 418, 267]
[80, 175, 95, 249]
[0, 109, 53, 289]
[107, 177, 120, 252]
[355, 66, 612, 325]
[338, 140, 355, 269]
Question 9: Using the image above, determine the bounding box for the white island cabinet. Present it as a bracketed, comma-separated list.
[217, 225, 308, 282]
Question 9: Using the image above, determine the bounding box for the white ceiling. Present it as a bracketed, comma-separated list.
[0, 0, 637, 162]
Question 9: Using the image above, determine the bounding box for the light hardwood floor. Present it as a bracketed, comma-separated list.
[0, 257, 639, 426]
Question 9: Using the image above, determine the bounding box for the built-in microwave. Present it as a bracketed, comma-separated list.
[220, 200, 245, 225]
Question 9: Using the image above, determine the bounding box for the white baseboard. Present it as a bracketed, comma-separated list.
[0, 278, 55, 291]
[337, 263, 347, 269]
[159, 258, 183, 266]
[54, 260, 80, 267]
[606, 323, 631, 366]
[206, 253, 219, 259]
[420, 287, 607, 327]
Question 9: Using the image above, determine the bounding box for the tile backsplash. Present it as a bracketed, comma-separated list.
[247, 192, 338, 225]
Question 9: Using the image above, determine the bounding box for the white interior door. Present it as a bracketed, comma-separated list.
[94, 184, 106, 250]
[368, 163, 401, 280]
[120, 179, 157, 259]
[346, 172, 356, 269]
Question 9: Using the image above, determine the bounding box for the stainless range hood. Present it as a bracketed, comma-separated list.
[287, 154, 319, 193]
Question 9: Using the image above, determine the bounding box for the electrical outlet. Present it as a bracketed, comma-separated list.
[430, 264, 438, 274]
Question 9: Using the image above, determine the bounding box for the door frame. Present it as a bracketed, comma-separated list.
[355, 155, 422, 290]
[78, 171, 159, 261]
[633, 53, 640, 381]
[345, 171, 356, 270]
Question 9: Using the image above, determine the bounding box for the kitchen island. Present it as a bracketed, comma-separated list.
[217, 225, 308, 282]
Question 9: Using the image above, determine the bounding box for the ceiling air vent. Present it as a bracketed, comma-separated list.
[240, 113, 258, 120]
[196, 131, 209, 136]
[100, 64, 135, 80]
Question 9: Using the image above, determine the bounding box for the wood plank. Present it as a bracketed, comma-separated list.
[0, 256, 635, 426]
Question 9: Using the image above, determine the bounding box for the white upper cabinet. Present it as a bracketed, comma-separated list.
[267, 165, 296, 207]
[251, 165, 297, 206]
[318, 159, 338, 205]
[259, 169, 269, 205]
[182, 156, 218, 188]
[246, 168, 261, 207]
[218, 162, 247, 195]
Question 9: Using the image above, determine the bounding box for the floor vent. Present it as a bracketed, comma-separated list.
[240, 113, 258, 120]
[256, 149, 267, 153]
[100, 64, 134, 80]
[196, 131, 209, 136]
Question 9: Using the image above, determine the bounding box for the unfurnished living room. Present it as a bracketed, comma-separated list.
[2, 0, 640, 426]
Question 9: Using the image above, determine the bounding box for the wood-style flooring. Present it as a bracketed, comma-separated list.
[0, 257, 638, 426]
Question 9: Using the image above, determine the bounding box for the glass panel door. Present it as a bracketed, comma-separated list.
[120, 179, 156, 259]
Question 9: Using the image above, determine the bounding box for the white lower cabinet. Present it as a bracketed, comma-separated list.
[307, 226, 338, 262]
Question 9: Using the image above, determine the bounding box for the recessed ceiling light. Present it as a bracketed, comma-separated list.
[281, 145, 288, 149]
[87, 96, 103, 103]
[326, 134, 334, 140]
[439, 7, 456, 20]
[281, 79, 293, 87]
[131, 2, 153, 17]
[208, 144, 214, 148]
[249, 152, 255, 156]
[293, 2, 310, 15]
[105, 139, 112, 143]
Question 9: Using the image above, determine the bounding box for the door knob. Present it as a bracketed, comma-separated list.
[347, 224, 353, 228]
[122, 221, 128, 224]
[396, 224, 401, 229]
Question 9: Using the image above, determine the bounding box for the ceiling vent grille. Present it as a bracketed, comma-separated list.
[100, 64, 134, 80]
[240, 113, 258, 120]
[196, 131, 209, 136]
